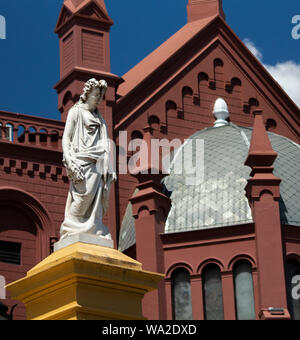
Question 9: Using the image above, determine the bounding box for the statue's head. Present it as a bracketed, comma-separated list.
[79, 78, 108, 108]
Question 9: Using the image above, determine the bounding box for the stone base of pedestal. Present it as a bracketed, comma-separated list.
[6, 243, 164, 320]
[54, 233, 114, 251]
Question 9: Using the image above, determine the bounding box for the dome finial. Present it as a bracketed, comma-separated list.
[213, 98, 229, 127]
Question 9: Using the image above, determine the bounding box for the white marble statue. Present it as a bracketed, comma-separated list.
[59, 78, 116, 242]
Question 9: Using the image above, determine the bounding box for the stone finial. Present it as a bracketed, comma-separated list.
[213, 98, 229, 127]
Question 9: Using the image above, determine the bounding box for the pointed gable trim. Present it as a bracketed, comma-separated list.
[55, 5, 73, 32]
[55, 0, 113, 33]
[77, 0, 112, 24]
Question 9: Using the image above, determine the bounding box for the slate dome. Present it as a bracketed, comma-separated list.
[118, 124, 300, 252]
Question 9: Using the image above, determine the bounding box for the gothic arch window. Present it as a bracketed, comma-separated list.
[233, 260, 256, 320]
[202, 264, 224, 320]
[285, 259, 300, 320]
[171, 268, 193, 320]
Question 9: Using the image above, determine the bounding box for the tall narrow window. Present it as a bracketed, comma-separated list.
[233, 261, 256, 320]
[202, 264, 224, 320]
[171, 268, 193, 320]
[285, 260, 300, 320]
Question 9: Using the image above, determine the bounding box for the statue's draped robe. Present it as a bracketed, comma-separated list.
[60, 104, 113, 240]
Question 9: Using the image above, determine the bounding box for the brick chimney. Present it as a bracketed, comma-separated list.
[187, 0, 225, 23]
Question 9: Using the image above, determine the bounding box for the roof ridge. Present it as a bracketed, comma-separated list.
[117, 15, 218, 98]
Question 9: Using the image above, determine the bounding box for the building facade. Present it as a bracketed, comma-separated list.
[0, 0, 300, 320]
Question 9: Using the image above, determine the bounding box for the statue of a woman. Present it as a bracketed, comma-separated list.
[59, 78, 116, 242]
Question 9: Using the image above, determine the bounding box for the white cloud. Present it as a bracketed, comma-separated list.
[243, 38, 300, 107]
[265, 61, 300, 107]
[243, 38, 263, 61]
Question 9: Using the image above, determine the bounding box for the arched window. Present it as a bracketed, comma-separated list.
[202, 264, 224, 320]
[171, 268, 193, 320]
[285, 260, 300, 320]
[233, 260, 256, 320]
[5, 123, 13, 141]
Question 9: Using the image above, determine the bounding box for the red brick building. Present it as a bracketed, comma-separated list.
[1, 0, 300, 320]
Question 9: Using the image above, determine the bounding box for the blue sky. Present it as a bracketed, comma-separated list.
[0, 0, 299, 120]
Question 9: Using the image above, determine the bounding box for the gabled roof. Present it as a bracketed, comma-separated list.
[64, 0, 108, 16]
[117, 15, 217, 98]
[115, 15, 299, 137]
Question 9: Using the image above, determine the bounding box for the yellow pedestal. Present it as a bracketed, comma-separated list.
[6, 243, 164, 320]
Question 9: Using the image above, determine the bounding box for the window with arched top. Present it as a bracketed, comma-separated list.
[285, 259, 300, 320]
[182, 86, 193, 116]
[5, 123, 13, 142]
[171, 268, 193, 320]
[233, 260, 256, 320]
[28, 127, 37, 143]
[39, 129, 48, 144]
[202, 264, 224, 320]
[17, 125, 25, 143]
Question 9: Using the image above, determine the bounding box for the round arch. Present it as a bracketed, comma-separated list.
[166, 262, 193, 279]
[0, 187, 55, 261]
[228, 254, 256, 271]
[197, 258, 225, 274]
